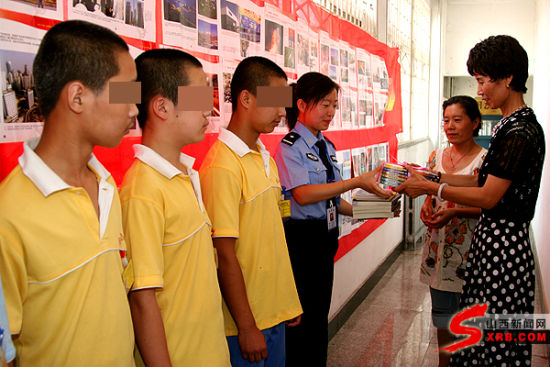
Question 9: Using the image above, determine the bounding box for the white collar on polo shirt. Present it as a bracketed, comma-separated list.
[19, 137, 115, 241]
[133, 144, 205, 212]
[19, 137, 111, 197]
[218, 128, 270, 177]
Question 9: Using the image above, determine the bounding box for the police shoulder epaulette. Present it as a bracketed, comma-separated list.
[282, 132, 301, 146]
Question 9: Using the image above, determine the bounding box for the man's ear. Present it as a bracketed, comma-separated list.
[151, 96, 170, 120]
[67, 81, 86, 114]
[239, 89, 252, 109]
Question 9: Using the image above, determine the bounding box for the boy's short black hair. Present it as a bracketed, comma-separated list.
[33, 20, 129, 118]
[230, 56, 287, 111]
[443, 95, 483, 137]
[135, 48, 202, 128]
[467, 35, 528, 93]
[286, 72, 339, 130]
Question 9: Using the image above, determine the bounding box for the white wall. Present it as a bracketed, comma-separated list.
[330, 217, 403, 318]
[445, 0, 536, 76]
[532, 0, 550, 312]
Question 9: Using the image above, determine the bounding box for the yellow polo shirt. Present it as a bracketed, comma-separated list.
[120, 145, 230, 367]
[0, 139, 135, 367]
[200, 128, 302, 336]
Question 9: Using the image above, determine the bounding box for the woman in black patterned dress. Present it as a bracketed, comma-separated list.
[396, 35, 545, 366]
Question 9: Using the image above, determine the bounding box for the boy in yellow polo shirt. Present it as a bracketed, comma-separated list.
[200, 56, 302, 367]
[0, 20, 137, 366]
[120, 49, 230, 367]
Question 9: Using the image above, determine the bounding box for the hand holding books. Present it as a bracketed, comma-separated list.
[355, 164, 393, 198]
[377, 162, 439, 188]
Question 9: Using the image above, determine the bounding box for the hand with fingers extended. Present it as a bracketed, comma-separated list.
[238, 325, 268, 363]
[394, 164, 432, 198]
[357, 164, 393, 198]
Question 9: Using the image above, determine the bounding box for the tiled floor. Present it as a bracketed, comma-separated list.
[327, 247, 550, 367]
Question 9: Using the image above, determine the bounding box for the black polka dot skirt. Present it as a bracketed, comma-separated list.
[450, 213, 535, 366]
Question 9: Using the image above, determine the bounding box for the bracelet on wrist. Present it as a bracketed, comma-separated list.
[437, 183, 448, 201]
[436, 171, 442, 183]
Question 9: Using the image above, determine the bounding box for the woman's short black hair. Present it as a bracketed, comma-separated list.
[443, 95, 482, 137]
[135, 48, 202, 128]
[286, 72, 339, 130]
[467, 35, 528, 93]
[33, 20, 129, 118]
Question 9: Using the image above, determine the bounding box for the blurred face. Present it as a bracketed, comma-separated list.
[442, 103, 478, 145]
[172, 66, 210, 145]
[300, 88, 338, 135]
[475, 74, 510, 110]
[249, 76, 287, 134]
[87, 50, 139, 148]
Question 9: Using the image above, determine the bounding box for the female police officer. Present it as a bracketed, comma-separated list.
[274, 72, 389, 367]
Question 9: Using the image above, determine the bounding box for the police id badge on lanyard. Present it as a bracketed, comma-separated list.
[327, 198, 337, 231]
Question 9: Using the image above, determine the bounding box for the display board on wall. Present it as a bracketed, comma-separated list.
[0, 0, 402, 262]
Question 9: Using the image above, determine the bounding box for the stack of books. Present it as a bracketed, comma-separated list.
[351, 190, 401, 219]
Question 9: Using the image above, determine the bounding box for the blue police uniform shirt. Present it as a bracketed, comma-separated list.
[274, 121, 342, 220]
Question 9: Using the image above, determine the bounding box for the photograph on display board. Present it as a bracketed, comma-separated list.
[340, 67, 348, 83]
[284, 47, 294, 68]
[222, 72, 232, 103]
[374, 93, 387, 126]
[350, 90, 357, 128]
[206, 72, 220, 117]
[320, 44, 329, 75]
[239, 8, 261, 57]
[2, 0, 63, 19]
[348, 49, 356, 85]
[9, 0, 56, 9]
[330, 47, 338, 65]
[309, 38, 318, 71]
[358, 98, 368, 128]
[288, 28, 295, 49]
[366, 146, 373, 171]
[372, 55, 387, 91]
[220, 0, 239, 32]
[351, 147, 366, 177]
[264, 19, 283, 55]
[340, 93, 351, 128]
[1, 49, 41, 123]
[340, 49, 348, 68]
[357, 59, 366, 75]
[198, 19, 218, 49]
[125, 0, 144, 28]
[328, 65, 337, 82]
[240, 8, 260, 43]
[358, 95, 373, 128]
[198, 0, 216, 20]
[296, 33, 309, 66]
[164, 0, 196, 28]
[336, 149, 353, 237]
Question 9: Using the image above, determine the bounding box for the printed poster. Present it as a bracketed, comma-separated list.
[0, 0, 63, 20]
[0, 19, 44, 142]
[336, 149, 352, 238]
[219, 0, 262, 59]
[69, 0, 155, 42]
